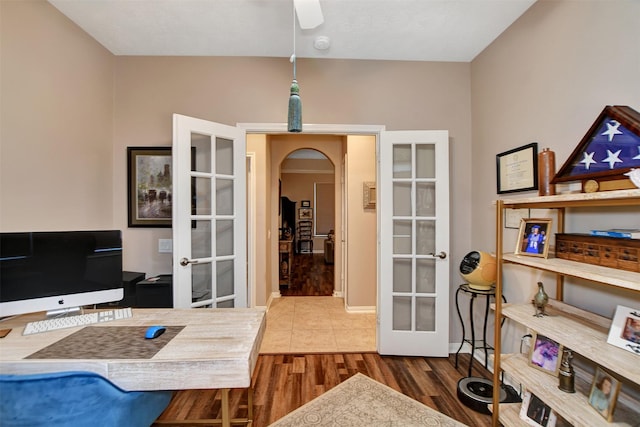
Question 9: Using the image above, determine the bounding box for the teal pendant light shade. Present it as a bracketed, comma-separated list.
[288, 78, 302, 132]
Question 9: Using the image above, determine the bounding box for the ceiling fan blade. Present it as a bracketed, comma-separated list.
[293, 0, 324, 29]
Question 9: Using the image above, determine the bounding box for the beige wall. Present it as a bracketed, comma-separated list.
[4, 1, 480, 339]
[346, 135, 377, 308]
[471, 0, 640, 352]
[1, 0, 114, 231]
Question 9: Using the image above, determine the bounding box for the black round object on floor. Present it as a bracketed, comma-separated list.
[456, 377, 507, 414]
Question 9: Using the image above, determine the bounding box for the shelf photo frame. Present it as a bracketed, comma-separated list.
[588, 367, 621, 422]
[519, 391, 557, 427]
[528, 332, 562, 376]
[606, 305, 640, 355]
[515, 218, 552, 258]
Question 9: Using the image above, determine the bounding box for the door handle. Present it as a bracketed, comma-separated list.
[179, 257, 199, 266]
[428, 251, 447, 259]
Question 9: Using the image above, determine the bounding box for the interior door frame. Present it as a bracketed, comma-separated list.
[237, 123, 385, 309]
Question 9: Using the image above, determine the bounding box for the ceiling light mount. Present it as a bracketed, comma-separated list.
[313, 36, 331, 50]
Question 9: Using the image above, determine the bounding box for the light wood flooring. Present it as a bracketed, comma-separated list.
[155, 297, 494, 426]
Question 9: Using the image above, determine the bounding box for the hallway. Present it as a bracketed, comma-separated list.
[260, 296, 376, 354]
[280, 253, 334, 296]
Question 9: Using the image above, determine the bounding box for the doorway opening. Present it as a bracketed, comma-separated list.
[279, 148, 335, 296]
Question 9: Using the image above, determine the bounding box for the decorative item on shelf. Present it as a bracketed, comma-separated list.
[533, 281, 549, 317]
[529, 332, 562, 375]
[588, 367, 621, 422]
[552, 105, 640, 192]
[519, 391, 558, 427]
[625, 168, 640, 188]
[515, 218, 552, 259]
[459, 251, 496, 291]
[606, 305, 640, 355]
[538, 147, 556, 196]
[555, 233, 640, 273]
[557, 348, 575, 393]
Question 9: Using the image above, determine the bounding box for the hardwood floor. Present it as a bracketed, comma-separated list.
[155, 352, 494, 426]
[280, 253, 333, 296]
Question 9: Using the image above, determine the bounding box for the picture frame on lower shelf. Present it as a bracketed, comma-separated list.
[520, 391, 557, 427]
[529, 332, 562, 375]
[606, 304, 640, 355]
[515, 218, 552, 258]
[588, 366, 621, 422]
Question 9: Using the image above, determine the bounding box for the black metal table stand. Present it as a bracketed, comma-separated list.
[454, 283, 506, 376]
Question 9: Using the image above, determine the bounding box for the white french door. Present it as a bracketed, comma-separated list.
[172, 114, 247, 308]
[378, 130, 450, 356]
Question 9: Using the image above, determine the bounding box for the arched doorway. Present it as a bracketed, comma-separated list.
[279, 148, 335, 296]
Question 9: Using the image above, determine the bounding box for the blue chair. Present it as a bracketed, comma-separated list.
[0, 371, 173, 427]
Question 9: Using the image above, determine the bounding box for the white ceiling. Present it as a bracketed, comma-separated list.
[48, 0, 537, 62]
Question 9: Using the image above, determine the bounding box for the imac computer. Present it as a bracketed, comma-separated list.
[0, 230, 124, 318]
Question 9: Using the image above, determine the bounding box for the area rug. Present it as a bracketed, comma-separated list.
[268, 373, 467, 426]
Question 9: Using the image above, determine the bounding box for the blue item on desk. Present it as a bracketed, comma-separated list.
[0, 371, 172, 427]
[145, 325, 166, 339]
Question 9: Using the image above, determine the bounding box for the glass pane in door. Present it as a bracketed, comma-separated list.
[216, 220, 233, 256]
[191, 263, 212, 305]
[192, 177, 212, 216]
[416, 297, 436, 331]
[416, 144, 435, 179]
[393, 258, 412, 293]
[416, 258, 436, 293]
[416, 182, 435, 217]
[191, 220, 212, 259]
[191, 133, 212, 173]
[393, 145, 412, 178]
[393, 182, 412, 216]
[392, 296, 411, 330]
[215, 138, 233, 175]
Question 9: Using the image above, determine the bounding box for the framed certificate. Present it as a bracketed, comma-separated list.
[496, 142, 538, 194]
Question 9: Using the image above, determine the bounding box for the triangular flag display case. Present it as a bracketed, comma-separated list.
[552, 105, 640, 190]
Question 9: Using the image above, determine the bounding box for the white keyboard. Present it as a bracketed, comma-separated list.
[22, 307, 133, 335]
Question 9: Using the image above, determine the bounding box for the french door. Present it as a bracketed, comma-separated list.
[378, 130, 450, 356]
[172, 114, 247, 308]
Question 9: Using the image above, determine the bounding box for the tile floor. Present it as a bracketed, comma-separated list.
[259, 296, 377, 354]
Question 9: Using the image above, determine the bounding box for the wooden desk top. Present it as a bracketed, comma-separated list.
[0, 308, 266, 391]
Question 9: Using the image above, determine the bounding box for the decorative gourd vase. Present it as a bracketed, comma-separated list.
[538, 148, 556, 196]
[533, 281, 549, 317]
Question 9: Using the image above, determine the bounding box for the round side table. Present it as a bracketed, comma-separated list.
[454, 283, 506, 377]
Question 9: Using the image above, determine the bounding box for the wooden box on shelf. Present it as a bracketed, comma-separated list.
[555, 233, 640, 273]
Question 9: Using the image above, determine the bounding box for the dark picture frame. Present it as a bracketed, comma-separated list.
[528, 332, 562, 375]
[127, 147, 172, 228]
[515, 218, 552, 258]
[496, 142, 538, 194]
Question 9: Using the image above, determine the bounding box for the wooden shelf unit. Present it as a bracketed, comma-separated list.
[492, 189, 640, 426]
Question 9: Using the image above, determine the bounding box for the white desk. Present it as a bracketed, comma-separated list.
[0, 308, 266, 426]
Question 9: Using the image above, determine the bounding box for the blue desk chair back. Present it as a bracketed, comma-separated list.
[0, 371, 172, 427]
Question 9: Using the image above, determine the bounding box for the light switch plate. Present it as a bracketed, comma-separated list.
[158, 239, 173, 253]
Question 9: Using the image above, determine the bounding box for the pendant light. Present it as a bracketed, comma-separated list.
[287, 3, 302, 132]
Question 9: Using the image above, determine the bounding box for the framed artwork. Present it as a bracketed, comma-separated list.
[528, 332, 562, 375]
[363, 181, 376, 209]
[496, 142, 538, 194]
[606, 305, 640, 355]
[505, 208, 530, 229]
[127, 147, 172, 228]
[301, 200, 311, 207]
[588, 367, 621, 421]
[515, 218, 552, 258]
[519, 391, 557, 427]
[298, 207, 313, 220]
